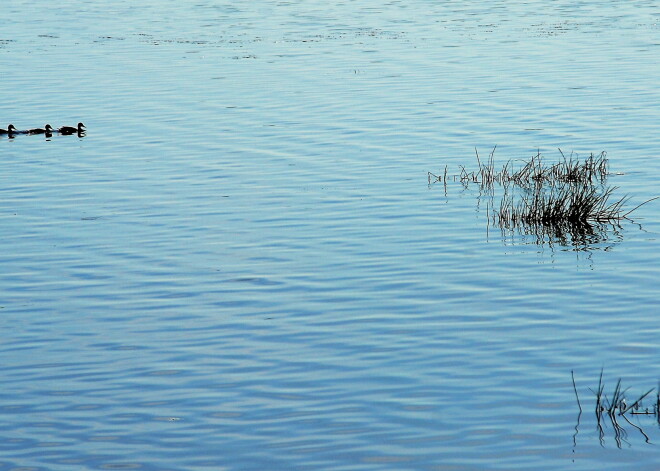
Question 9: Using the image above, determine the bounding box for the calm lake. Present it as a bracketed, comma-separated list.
[1, 1, 659, 469]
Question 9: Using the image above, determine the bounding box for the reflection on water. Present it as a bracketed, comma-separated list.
[495, 218, 626, 252]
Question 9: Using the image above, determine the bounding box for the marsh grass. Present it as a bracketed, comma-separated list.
[429, 148, 609, 187]
[573, 370, 659, 448]
[492, 179, 658, 231]
[509, 149, 608, 187]
[429, 149, 657, 247]
[494, 184, 632, 227]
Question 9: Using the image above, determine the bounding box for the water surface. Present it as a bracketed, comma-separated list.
[1, 1, 659, 469]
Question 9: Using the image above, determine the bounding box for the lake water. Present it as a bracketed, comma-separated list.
[1, 1, 659, 469]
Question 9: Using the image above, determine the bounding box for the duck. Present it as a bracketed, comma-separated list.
[0, 124, 18, 134]
[28, 124, 54, 135]
[58, 122, 85, 135]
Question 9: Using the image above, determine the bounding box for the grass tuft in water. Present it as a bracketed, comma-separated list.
[493, 184, 658, 232]
[495, 184, 630, 227]
[574, 370, 659, 448]
[430, 149, 658, 248]
[430, 148, 610, 187]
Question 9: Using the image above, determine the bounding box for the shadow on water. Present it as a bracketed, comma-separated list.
[429, 148, 657, 253]
[572, 370, 659, 450]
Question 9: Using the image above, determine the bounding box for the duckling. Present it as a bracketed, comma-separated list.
[58, 122, 85, 135]
[28, 124, 54, 135]
[0, 124, 18, 135]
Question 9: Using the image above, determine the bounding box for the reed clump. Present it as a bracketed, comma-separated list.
[429, 149, 657, 246]
[507, 149, 608, 187]
[494, 184, 634, 228]
[429, 148, 609, 188]
[572, 371, 658, 448]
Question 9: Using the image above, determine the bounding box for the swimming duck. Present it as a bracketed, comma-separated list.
[0, 124, 18, 134]
[28, 124, 54, 135]
[58, 122, 85, 134]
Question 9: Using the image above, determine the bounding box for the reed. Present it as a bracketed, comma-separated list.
[574, 371, 659, 448]
[430, 149, 657, 247]
[508, 150, 608, 187]
[430, 148, 610, 187]
[493, 184, 658, 230]
[579, 370, 659, 417]
[494, 184, 630, 226]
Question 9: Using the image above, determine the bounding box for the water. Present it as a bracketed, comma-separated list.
[1, 1, 659, 469]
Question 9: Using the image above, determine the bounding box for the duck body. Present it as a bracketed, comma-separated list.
[28, 124, 54, 135]
[58, 122, 85, 135]
[0, 124, 19, 135]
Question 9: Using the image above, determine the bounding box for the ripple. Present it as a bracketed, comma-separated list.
[0, 1, 659, 470]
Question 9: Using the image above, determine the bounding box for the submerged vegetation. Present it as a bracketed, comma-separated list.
[429, 148, 657, 249]
[572, 371, 659, 448]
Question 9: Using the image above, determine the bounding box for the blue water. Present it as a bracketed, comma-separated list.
[1, 1, 659, 469]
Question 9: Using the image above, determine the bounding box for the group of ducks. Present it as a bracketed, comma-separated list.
[0, 122, 86, 137]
